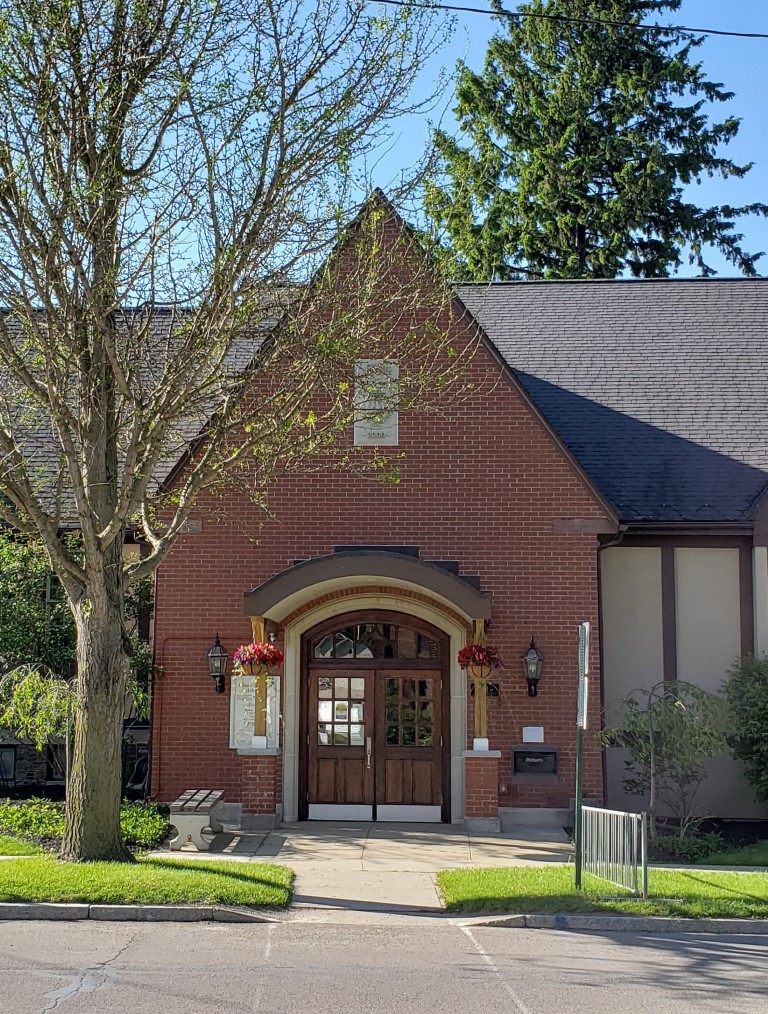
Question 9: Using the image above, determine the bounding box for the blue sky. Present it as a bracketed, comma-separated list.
[374, 0, 768, 276]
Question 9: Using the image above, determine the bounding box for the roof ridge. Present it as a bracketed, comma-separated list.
[454, 276, 768, 288]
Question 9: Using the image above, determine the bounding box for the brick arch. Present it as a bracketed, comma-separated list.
[280, 583, 472, 638]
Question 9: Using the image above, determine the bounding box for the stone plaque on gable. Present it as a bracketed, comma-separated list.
[354, 359, 398, 446]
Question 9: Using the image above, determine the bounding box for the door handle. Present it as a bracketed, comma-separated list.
[366, 736, 372, 769]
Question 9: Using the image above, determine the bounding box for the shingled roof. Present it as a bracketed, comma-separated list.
[456, 278, 768, 524]
[5, 276, 767, 527]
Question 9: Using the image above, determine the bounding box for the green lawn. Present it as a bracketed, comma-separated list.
[437, 866, 768, 918]
[0, 856, 293, 907]
[704, 841, 768, 867]
[0, 834, 42, 856]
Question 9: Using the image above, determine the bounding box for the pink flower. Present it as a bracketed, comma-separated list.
[233, 641, 284, 670]
[457, 644, 503, 669]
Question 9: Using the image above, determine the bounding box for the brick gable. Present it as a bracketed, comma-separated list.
[151, 201, 607, 816]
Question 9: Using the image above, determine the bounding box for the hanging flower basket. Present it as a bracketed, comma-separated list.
[233, 641, 284, 676]
[458, 644, 503, 681]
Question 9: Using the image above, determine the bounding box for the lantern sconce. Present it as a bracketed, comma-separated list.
[207, 633, 228, 694]
[522, 638, 543, 697]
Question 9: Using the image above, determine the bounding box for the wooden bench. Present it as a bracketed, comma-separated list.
[169, 789, 225, 851]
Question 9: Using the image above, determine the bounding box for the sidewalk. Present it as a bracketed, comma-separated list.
[149, 820, 573, 913]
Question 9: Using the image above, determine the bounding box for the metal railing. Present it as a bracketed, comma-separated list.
[581, 805, 648, 898]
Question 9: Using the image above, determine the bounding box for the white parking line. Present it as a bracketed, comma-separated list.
[459, 924, 534, 1014]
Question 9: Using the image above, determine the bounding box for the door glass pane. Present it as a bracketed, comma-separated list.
[395, 626, 417, 658]
[386, 725, 399, 745]
[402, 678, 415, 699]
[334, 677, 348, 697]
[380, 624, 396, 658]
[417, 634, 439, 659]
[350, 702, 364, 722]
[314, 635, 334, 658]
[402, 725, 416, 746]
[386, 678, 398, 699]
[351, 677, 365, 699]
[386, 702, 399, 722]
[318, 723, 332, 744]
[318, 701, 332, 722]
[318, 677, 332, 699]
[354, 624, 375, 657]
[418, 702, 433, 747]
[333, 724, 349, 745]
[418, 679, 432, 698]
[401, 702, 416, 723]
[350, 724, 364, 745]
[335, 630, 354, 658]
[334, 701, 349, 722]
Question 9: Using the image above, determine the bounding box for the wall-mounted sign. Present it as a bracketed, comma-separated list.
[577, 621, 590, 730]
[522, 726, 545, 743]
[230, 675, 280, 749]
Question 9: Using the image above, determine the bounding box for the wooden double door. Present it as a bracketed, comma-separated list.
[302, 615, 449, 822]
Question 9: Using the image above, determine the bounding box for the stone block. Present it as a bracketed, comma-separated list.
[0, 903, 88, 920]
[89, 905, 213, 921]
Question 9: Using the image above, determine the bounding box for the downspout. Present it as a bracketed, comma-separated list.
[145, 541, 159, 801]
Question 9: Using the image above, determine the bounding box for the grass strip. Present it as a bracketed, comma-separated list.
[0, 835, 42, 856]
[0, 856, 293, 907]
[437, 865, 768, 918]
[704, 841, 768, 867]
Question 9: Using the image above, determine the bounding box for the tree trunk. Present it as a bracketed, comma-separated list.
[60, 590, 131, 862]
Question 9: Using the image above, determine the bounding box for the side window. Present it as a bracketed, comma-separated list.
[0, 745, 17, 787]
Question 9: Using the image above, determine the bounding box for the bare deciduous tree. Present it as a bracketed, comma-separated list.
[0, 0, 463, 861]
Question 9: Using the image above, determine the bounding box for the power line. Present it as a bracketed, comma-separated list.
[371, 0, 768, 41]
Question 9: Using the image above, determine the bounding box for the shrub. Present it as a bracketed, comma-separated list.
[725, 656, 768, 801]
[603, 680, 732, 834]
[0, 799, 170, 850]
[649, 831, 724, 865]
[120, 801, 171, 849]
[0, 798, 63, 841]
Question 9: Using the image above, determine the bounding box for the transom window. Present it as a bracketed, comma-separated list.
[312, 623, 439, 661]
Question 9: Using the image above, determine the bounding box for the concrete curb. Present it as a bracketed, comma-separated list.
[0, 902, 278, 923]
[0, 901, 767, 933]
[0, 903, 89, 921]
[462, 912, 768, 934]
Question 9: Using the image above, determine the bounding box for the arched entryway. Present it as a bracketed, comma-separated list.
[299, 611, 450, 822]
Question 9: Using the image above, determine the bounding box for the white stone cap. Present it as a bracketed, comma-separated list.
[462, 749, 502, 758]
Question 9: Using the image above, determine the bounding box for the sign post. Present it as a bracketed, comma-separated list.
[574, 621, 590, 891]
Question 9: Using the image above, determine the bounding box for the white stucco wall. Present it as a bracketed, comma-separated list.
[675, 548, 740, 692]
[600, 546, 663, 723]
[602, 544, 768, 820]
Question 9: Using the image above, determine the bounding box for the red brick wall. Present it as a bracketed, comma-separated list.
[465, 756, 500, 819]
[241, 754, 281, 815]
[149, 207, 607, 816]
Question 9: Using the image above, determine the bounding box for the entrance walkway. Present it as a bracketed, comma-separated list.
[150, 821, 572, 913]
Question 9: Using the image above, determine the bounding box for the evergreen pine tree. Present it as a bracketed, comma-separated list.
[426, 0, 767, 279]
